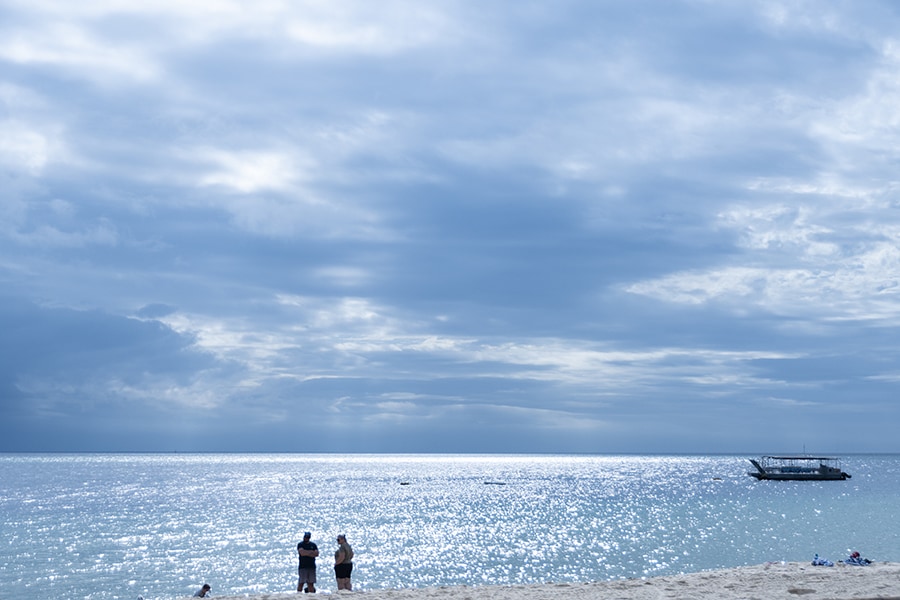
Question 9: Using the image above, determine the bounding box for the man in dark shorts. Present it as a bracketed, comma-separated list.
[297, 531, 319, 593]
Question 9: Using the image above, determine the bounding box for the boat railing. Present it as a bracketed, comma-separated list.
[758, 455, 842, 469]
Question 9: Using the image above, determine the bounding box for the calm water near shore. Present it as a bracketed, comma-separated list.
[2, 453, 898, 600]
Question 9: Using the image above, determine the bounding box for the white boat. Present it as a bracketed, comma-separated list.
[748, 455, 851, 481]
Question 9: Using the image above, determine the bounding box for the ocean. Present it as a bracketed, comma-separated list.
[1, 453, 897, 600]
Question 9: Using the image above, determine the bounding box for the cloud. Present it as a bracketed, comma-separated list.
[0, 120, 54, 174]
[626, 188, 900, 323]
[3, 1, 900, 452]
[0, 300, 220, 440]
[195, 148, 307, 194]
[136, 303, 178, 319]
[283, 3, 456, 55]
[0, 21, 160, 84]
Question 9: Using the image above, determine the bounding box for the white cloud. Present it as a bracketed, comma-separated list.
[0, 22, 160, 84]
[813, 82, 900, 159]
[196, 149, 307, 194]
[626, 250, 900, 322]
[718, 204, 839, 256]
[3, 0, 459, 59]
[757, 1, 844, 34]
[755, 396, 819, 408]
[283, 4, 454, 55]
[159, 294, 787, 400]
[0, 120, 53, 175]
[626, 267, 767, 306]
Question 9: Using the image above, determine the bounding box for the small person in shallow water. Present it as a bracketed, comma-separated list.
[194, 583, 212, 597]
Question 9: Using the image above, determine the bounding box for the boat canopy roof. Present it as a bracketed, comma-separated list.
[763, 455, 838, 461]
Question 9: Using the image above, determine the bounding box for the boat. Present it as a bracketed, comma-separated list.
[748, 455, 851, 481]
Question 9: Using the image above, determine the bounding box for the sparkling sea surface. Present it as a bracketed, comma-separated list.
[1, 453, 898, 600]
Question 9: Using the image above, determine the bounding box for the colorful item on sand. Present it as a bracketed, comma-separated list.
[842, 552, 872, 566]
[812, 554, 834, 567]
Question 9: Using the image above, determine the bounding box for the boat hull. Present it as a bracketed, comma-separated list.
[748, 471, 850, 481]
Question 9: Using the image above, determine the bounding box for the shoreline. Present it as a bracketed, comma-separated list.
[181, 561, 900, 600]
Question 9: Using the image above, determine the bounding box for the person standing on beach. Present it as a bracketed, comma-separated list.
[333, 534, 354, 591]
[193, 583, 212, 597]
[297, 531, 319, 593]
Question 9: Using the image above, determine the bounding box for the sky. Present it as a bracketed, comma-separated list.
[2, 1, 900, 454]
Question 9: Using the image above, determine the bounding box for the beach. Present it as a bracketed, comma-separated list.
[185, 562, 900, 600]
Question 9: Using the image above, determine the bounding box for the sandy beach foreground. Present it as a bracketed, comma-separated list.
[182, 561, 900, 600]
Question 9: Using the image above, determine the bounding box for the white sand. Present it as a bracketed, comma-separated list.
[183, 561, 900, 600]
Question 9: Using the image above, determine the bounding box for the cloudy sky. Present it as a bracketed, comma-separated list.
[2, 1, 900, 453]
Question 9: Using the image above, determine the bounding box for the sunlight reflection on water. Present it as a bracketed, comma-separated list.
[2, 453, 897, 600]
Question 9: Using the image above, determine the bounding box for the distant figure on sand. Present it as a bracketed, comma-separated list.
[194, 583, 212, 597]
[843, 551, 872, 566]
[333, 534, 354, 590]
[297, 531, 319, 593]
